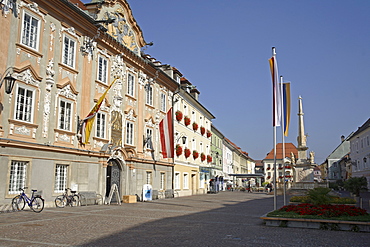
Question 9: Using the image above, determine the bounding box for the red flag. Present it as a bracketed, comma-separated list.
[159, 108, 174, 158]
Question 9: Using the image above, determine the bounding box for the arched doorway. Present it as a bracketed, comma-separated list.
[106, 159, 121, 202]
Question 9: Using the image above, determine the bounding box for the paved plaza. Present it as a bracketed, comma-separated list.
[0, 191, 369, 247]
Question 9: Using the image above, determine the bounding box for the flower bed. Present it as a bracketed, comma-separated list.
[276, 203, 367, 218]
[261, 203, 370, 232]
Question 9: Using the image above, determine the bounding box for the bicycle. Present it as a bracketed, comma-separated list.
[55, 188, 79, 208]
[12, 187, 44, 213]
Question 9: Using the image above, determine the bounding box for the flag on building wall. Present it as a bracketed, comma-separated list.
[282, 82, 291, 136]
[269, 49, 282, 127]
[79, 78, 117, 145]
[159, 108, 174, 158]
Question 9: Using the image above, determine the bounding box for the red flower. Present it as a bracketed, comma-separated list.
[175, 144, 182, 156]
[200, 152, 206, 161]
[285, 165, 291, 169]
[200, 126, 205, 135]
[192, 122, 198, 131]
[267, 176, 271, 179]
[184, 116, 191, 126]
[207, 155, 212, 163]
[266, 167, 271, 170]
[206, 130, 212, 138]
[175, 111, 183, 122]
[184, 148, 191, 158]
[193, 150, 199, 160]
[279, 204, 367, 217]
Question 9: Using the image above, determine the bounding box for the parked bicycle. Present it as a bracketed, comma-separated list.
[12, 187, 44, 213]
[55, 188, 79, 208]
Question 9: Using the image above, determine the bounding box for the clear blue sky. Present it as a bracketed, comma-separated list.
[82, 0, 370, 163]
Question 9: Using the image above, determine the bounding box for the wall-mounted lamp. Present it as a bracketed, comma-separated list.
[0, 67, 16, 94]
[175, 133, 187, 145]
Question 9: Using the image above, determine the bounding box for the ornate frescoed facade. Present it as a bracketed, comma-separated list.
[0, 0, 178, 206]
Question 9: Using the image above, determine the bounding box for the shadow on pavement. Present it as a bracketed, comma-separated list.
[80, 192, 370, 247]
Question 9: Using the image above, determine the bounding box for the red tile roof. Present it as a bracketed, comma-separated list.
[264, 143, 298, 160]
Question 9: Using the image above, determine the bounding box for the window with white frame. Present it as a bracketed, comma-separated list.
[192, 111, 195, 122]
[97, 56, 108, 83]
[15, 86, 34, 122]
[126, 121, 134, 145]
[145, 128, 153, 149]
[58, 99, 72, 131]
[145, 85, 153, 105]
[63, 35, 76, 68]
[127, 73, 134, 96]
[54, 164, 68, 193]
[183, 173, 189, 189]
[146, 171, 152, 184]
[174, 172, 180, 189]
[160, 92, 166, 112]
[96, 112, 106, 139]
[21, 12, 40, 50]
[8, 161, 27, 194]
[160, 172, 165, 190]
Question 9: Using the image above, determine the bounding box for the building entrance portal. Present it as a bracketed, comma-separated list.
[106, 160, 121, 202]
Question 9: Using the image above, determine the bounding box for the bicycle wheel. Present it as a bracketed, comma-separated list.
[55, 195, 67, 208]
[70, 195, 79, 207]
[30, 197, 44, 213]
[12, 195, 25, 211]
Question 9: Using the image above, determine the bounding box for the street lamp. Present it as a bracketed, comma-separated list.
[0, 67, 16, 94]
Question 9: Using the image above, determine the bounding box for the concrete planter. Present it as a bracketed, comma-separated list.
[261, 215, 370, 232]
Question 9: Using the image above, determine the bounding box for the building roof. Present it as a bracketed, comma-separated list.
[264, 143, 298, 160]
[348, 118, 370, 140]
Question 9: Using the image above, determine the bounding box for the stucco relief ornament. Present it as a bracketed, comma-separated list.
[111, 55, 126, 79]
[15, 69, 40, 87]
[45, 59, 55, 91]
[1, 0, 17, 17]
[138, 71, 147, 87]
[57, 85, 77, 100]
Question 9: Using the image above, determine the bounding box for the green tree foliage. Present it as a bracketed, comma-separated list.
[344, 177, 368, 197]
[306, 187, 332, 205]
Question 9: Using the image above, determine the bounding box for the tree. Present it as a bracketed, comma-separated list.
[344, 177, 368, 197]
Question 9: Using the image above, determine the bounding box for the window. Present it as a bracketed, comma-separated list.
[127, 73, 134, 96]
[145, 128, 153, 149]
[21, 12, 39, 50]
[58, 99, 72, 131]
[54, 165, 68, 193]
[96, 113, 106, 138]
[160, 92, 166, 112]
[146, 171, 152, 184]
[183, 173, 189, 189]
[174, 172, 180, 189]
[160, 173, 165, 190]
[15, 86, 34, 122]
[146, 85, 153, 105]
[97, 56, 108, 83]
[63, 36, 76, 67]
[126, 121, 134, 145]
[8, 161, 27, 194]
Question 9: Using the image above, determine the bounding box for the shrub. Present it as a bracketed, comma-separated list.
[344, 177, 368, 197]
[306, 187, 332, 205]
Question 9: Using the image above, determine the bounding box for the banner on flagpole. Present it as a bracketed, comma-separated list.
[79, 78, 117, 145]
[159, 108, 174, 158]
[282, 83, 291, 136]
[269, 49, 282, 127]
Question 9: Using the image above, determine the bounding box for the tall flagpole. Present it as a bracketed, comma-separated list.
[280, 76, 286, 205]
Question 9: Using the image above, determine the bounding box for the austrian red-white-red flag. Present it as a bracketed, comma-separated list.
[159, 108, 174, 158]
